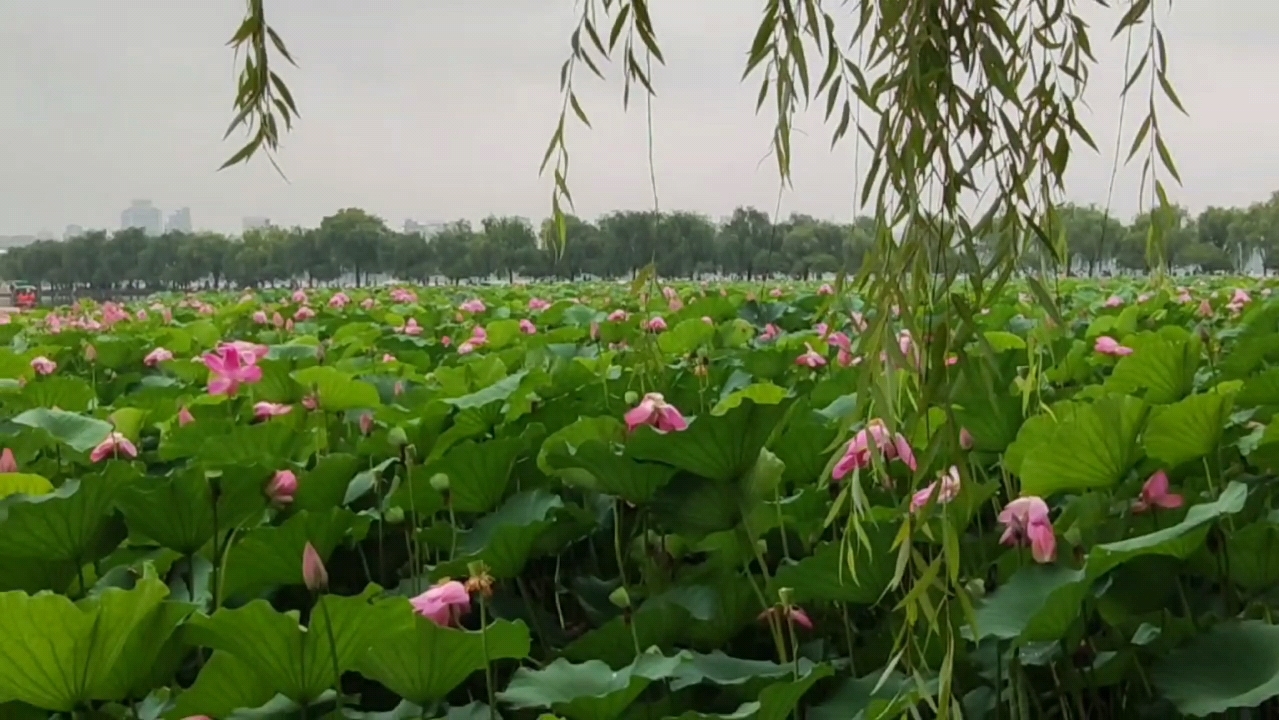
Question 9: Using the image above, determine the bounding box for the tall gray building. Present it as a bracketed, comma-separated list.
[166, 207, 192, 233]
[64, 224, 85, 240]
[121, 200, 163, 236]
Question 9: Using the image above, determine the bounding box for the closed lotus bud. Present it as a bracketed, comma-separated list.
[84, 344, 97, 362]
[388, 426, 409, 447]
[384, 506, 405, 524]
[624, 390, 639, 405]
[302, 542, 328, 592]
[359, 412, 374, 436]
[429, 472, 450, 492]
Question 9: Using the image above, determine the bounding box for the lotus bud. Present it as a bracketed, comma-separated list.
[384, 506, 405, 524]
[302, 542, 328, 592]
[429, 472, 450, 492]
[624, 390, 639, 405]
[359, 412, 374, 436]
[609, 586, 632, 609]
[778, 587, 795, 607]
[84, 344, 97, 363]
[964, 578, 986, 598]
[388, 426, 409, 448]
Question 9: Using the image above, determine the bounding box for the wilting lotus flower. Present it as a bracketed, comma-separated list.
[254, 401, 293, 420]
[590, 322, 600, 340]
[760, 323, 780, 342]
[202, 344, 263, 396]
[608, 309, 629, 322]
[266, 469, 298, 505]
[519, 319, 537, 334]
[832, 420, 916, 480]
[460, 298, 486, 313]
[178, 406, 195, 426]
[410, 580, 472, 626]
[1103, 295, 1124, 308]
[329, 292, 350, 308]
[302, 542, 327, 591]
[528, 297, 550, 311]
[1094, 335, 1133, 357]
[818, 283, 834, 296]
[90, 432, 138, 463]
[1132, 470, 1184, 513]
[998, 496, 1056, 563]
[144, 347, 174, 367]
[252, 310, 269, 324]
[292, 289, 308, 304]
[795, 343, 826, 368]
[758, 605, 813, 630]
[294, 306, 316, 321]
[643, 316, 668, 332]
[910, 466, 962, 513]
[30, 356, 56, 375]
[624, 393, 689, 433]
[402, 318, 423, 336]
[0, 448, 17, 473]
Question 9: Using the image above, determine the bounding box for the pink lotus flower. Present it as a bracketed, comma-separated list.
[254, 401, 293, 420]
[102, 302, 130, 325]
[359, 412, 375, 436]
[440, 335, 452, 347]
[252, 310, 269, 324]
[272, 311, 285, 329]
[662, 286, 679, 302]
[817, 283, 834, 296]
[329, 292, 350, 309]
[910, 466, 961, 513]
[1132, 470, 1184, 513]
[292, 289, 308, 304]
[528, 297, 551, 311]
[361, 297, 376, 310]
[301, 393, 319, 411]
[814, 322, 829, 338]
[30, 356, 56, 375]
[642, 316, 668, 333]
[294, 306, 316, 321]
[90, 432, 138, 463]
[959, 427, 974, 450]
[0, 313, 10, 325]
[144, 347, 174, 367]
[795, 343, 826, 368]
[227, 340, 270, 362]
[381, 353, 397, 363]
[266, 469, 298, 505]
[202, 344, 264, 396]
[402, 318, 423, 336]
[1176, 288, 1193, 304]
[410, 580, 471, 626]
[302, 542, 327, 591]
[1199, 299, 1214, 318]
[460, 299, 486, 314]
[998, 496, 1056, 563]
[0, 448, 17, 473]
[1137, 293, 1151, 304]
[760, 324, 780, 342]
[178, 407, 195, 426]
[758, 605, 813, 630]
[1103, 295, 1124, 308]
[519, 319, 537, 334]
[769, 288, 783, 298]
[457, 341, 475, 355]
[608, 309, 629, 322]
[624, 392, 689, 433]
[136, 309, 148, 321]
[470, 326, 488, 346]
[1094, 335, 1133, 357]
[832, 420, 916, 480]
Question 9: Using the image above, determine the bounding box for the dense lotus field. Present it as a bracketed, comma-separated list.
[3, 277, 1279, 719]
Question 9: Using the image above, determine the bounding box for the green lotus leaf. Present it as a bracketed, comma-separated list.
[1017, 395, 1147, 496]
[627, 398, 792, 482]
[220, 507, 369, 599]
[1153, 620, 1279, 717]
[11, 408, 112, 453]
[498, 652, 684, 720]
[1144, 391, 1234, 467]
[292, 365, 382, 411]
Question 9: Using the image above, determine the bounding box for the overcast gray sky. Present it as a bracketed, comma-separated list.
[1, 1, 1276, 236]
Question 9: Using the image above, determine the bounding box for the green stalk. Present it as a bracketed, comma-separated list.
[318, 595, 344, 714]
[479, 598, 498, 720]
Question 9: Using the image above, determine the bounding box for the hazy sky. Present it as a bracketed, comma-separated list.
[1, 1, 1277, 236]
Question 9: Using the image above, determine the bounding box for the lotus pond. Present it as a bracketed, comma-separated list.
[1, 278, 1278, 719]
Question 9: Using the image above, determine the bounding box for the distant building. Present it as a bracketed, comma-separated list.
[0, 235, 36, 249]
[404, 219, 445, 238]
[64, 224, 85, 240]
[243, 216, 273, 232]
[121, 200, 163, 236]
[36, 230, 56, 241]
[166, 207, 192, 234]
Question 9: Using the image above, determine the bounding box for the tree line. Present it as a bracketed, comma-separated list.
[5, 194, 1279, 293]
